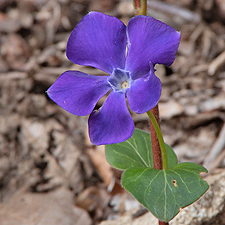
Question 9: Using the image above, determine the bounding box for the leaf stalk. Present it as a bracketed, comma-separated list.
[147, 109, 168, 170]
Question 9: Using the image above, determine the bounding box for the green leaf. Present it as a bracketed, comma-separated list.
[122, 162, 209, 222]
[105, 129, 177, 170]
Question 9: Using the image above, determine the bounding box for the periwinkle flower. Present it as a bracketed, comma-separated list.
[47, 12, 180, 145]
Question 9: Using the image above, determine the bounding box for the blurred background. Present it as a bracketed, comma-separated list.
[0, 0, 225, 224]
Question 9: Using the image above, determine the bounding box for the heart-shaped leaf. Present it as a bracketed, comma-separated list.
[105, 129, 177, 170]
[122, 162, 209, 222]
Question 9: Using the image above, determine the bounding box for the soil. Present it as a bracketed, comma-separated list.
[0, 0, 225, 224]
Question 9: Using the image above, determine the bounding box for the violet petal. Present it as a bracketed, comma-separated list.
[125, 16, 181, 79]
[67, 12, 127, 74]
[88, 91, 134, 145]
[126, 63, 161, 114]
[47, 70, 110, 116]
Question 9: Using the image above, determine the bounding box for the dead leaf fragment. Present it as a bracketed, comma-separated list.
[0, 188, 92, 225]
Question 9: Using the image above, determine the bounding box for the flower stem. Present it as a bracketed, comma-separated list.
[148, 105, 163, 170]
[148, 107, 169, 223]
[133, 0, 147, 15]
[159, 221, 169, 225]
[147, 107, 168, 170]
[133, 1, 169, 224]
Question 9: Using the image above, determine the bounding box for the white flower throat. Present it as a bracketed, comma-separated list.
[107, 68, 132, 93]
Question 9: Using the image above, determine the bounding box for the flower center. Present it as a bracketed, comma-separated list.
[107, 68, 131, 93]
[121, 81, 129, 89]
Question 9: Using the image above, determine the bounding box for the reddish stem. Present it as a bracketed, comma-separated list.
[133, 0, 147, 15]
[149, 104, 163, 170]
[134, 0, 141, 12]
[150, 105, 169, 225]
[159, 221, 169, 225]
[133, 1, 168, 224]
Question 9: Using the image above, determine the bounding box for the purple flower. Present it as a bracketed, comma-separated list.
[47, 12, 180, 145]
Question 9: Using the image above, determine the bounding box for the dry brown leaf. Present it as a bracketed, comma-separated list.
[87, 145, 113, 187]
[0, 187, 92, 225]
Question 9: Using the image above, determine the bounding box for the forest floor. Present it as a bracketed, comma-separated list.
[0, 0, 225, 224]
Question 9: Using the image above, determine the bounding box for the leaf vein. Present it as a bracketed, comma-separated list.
[144, 170, 161, 208]
[126, 139, 148, 167]
[172, 170, 191, 194]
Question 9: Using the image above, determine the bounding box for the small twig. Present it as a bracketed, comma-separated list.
[208, 150, 225, 173]
[203, 123, 225, 170]
[208, 51, 225, 75]
[147, 0, 200, 24]
[0, 72, 27, 80]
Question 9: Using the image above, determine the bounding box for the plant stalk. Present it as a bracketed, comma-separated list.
[148, 105, 163, 170]
[147, 107, 168, 170]
[133, 0, 169, 224]
[148, 106, 169, 225]
[133, 0, 147, 15]
[159, 221, 169, 225]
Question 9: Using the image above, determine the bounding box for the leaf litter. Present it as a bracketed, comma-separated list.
[0, 0, 225, 224]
